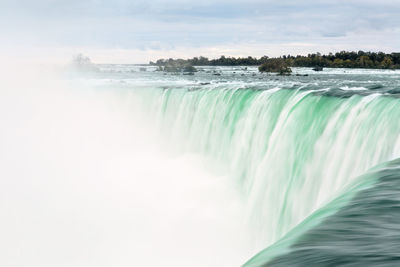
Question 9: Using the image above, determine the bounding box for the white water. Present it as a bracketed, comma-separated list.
[2, 65, 400, 267]
[0, 70, 253, 267]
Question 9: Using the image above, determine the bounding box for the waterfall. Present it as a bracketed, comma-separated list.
[135, 86, 400, 251]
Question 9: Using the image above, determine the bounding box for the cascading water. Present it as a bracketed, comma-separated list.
[135, 83, 400, 252]
[2, 65, 400, 266]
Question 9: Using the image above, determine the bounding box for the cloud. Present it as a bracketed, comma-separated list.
[1, 0, 399, 63]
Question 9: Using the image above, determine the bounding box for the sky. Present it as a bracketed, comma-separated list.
[1, 0, 400, 63]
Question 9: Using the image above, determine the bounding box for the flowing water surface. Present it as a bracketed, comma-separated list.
[1, 65, 400, 266]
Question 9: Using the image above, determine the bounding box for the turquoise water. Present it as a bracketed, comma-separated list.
[245, 159, 400, 266]
[79, 66, 400, 266]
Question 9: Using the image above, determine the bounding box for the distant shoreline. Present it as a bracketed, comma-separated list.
[150, 51, 400, 70]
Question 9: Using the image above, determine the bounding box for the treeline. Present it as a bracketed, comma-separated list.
[286, 51, 400, 69]
[150, 56, 268, 67]
[150, 51, 400, 69]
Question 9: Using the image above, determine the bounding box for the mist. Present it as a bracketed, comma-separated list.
[0, 66, 253, 266]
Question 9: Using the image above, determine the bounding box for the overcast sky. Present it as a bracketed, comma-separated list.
[1, 0, 399, 63]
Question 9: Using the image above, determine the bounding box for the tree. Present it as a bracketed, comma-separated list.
[259, 58, 292, 75]
[73, 54, 92, 66]
[381, 56, 393, 69]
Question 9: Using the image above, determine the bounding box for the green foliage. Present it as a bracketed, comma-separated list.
[287, 51, 399, 69]
[150, 51, 400, 70]
[381, 56, 393, 69]
[150, 55, 270, 67]
[258, 58, 292, 74]
[183, 65, 197, 73]
[154, 58, 198, 72]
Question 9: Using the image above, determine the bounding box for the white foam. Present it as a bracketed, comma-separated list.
[0, 68, 252, 267]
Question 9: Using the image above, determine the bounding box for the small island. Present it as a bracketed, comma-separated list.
[153, 58, 198, 73]
[258, 58, 292, 75]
